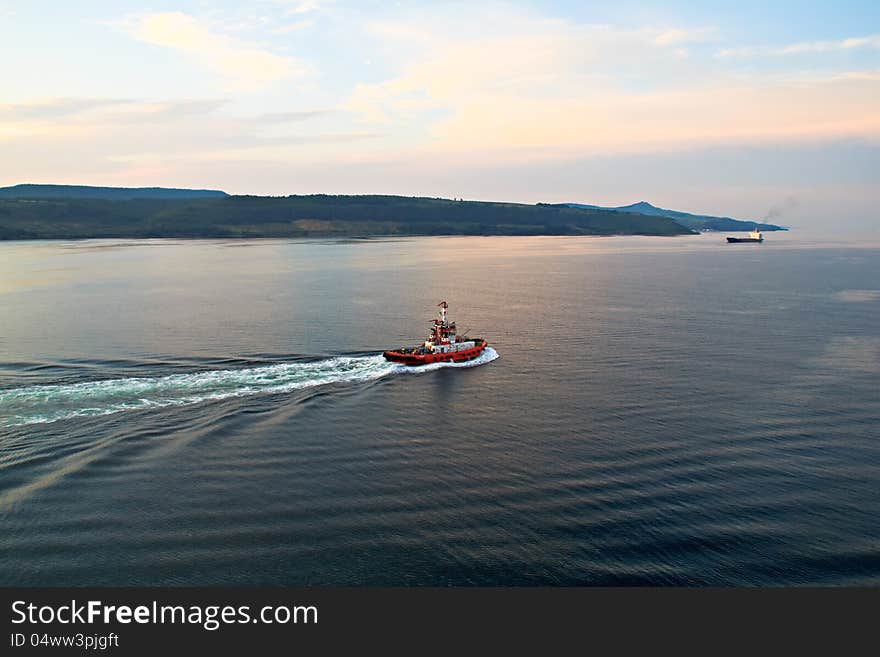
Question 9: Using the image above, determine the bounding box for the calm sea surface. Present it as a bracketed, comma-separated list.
[1, 232, 878, 585]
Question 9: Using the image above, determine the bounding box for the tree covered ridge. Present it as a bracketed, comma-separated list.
[0, 193, 695, 239]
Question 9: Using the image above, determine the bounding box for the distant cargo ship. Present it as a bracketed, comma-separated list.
[727, 228, 763, 243]
[383, 301, 488, 366]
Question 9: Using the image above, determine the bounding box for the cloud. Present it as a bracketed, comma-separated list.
[119, 12, 312, 90]
[0, 97, 229, 127]
[264, 132, 378, 144]
[0, 92, 377, 187]
[834, 70, 880, 81]
[0, 97, 232, 148]
[717, 34, 880, 58]
[289, 1, 322, 14]
[344, 7, 880, 160]
[254, 109, 335, 122]
[272, 19, 315, 34]
[0, 98, 132, 120]
[651, 27, 714, 46]
[143, 99, 230, 118]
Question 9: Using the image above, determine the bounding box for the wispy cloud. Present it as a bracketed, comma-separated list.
[717, 34, 880, 58]
[118, 12, 313, 90]
[99, 99, 231, 123]
[346, 7, 880, 159]
[651, 27, 714, 46]
[268, 0, 324, 16]
[272, 19, 315, 34]
[0, 98, 229, 124]
[255, 109, 335, 122]
[290, 0, 322, 14]
[0, 98, 132, 120]
[0, 92, 379, 188]
[833, 70, 880, 81]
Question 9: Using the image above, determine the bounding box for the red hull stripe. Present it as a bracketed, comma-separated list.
[383, 343, 487, 366]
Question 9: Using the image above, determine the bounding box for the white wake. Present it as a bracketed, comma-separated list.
[0, 348, 499, 427]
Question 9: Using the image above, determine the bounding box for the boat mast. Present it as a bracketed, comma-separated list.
[430, 301, 450, 345]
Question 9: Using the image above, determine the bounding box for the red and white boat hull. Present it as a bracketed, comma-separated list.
[383, 339, 487, 366]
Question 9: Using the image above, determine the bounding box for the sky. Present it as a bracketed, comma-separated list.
[1, 0, 878, 228]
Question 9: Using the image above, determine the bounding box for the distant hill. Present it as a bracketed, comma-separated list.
[0, 184, 228, 201]
[0, 192, 695, 239]
[566, 201, 786, 232]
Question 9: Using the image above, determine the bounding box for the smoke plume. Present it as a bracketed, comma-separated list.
[763, 196, 799, 222]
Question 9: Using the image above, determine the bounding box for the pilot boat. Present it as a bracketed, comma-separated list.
[383, 301, 488, 366]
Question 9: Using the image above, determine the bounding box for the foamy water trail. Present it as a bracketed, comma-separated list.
[0, 348, 499, 428]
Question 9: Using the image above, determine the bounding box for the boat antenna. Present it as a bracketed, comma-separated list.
[437, 300, 448, 325]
